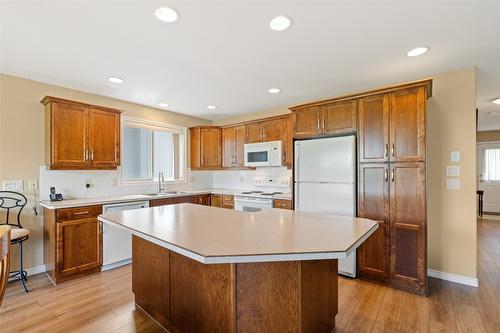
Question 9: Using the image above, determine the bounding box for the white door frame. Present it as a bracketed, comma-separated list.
[477, 141, 500, 213]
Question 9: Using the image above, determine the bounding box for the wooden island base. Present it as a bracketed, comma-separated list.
[132, 236, 338, 333]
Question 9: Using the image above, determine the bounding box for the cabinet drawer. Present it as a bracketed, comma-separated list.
[222, 195, 234, 204]
[273, 199, 292, 210]
[56, 205, 102, 222]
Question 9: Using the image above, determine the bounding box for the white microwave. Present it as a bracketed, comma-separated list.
[244, 140, 282, 167]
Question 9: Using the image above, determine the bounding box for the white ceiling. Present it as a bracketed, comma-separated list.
[1, 1, 500, 130]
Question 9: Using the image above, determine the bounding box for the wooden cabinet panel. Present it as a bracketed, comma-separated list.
[273, 199, 292, 210]
[200, 128, 221, 168]
[89, 109, 120, 167]
[222, 127, 235, 167]
[222, 125, 247, 168]
[389, 87, 426, 162]
[211, 194, 222, 208]
[51, 102, 88, 167]
[190, 127, 201, 169]
[190, 127, 222, 170]
[321, 99, 357, 135]
[56, 205, 102, 222]
[221, 195, 234, 209]
[198, 194, 211, 206]
[359, 94, 390, 163]
[262, 119, 283, 142]
[292, 107, 321, 138]
[56, 218, 102, 279]
[389, 162, 426, 294]
[246, 122, 262, 143]
[358, 164, 389, 280]
[282, 117, 293, 169]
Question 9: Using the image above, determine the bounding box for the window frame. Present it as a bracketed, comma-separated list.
[120, 116, 188, 185]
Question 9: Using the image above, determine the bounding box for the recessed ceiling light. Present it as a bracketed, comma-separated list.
[155, 6, 179, 23]
[206, 105, 217, 110]
[406, 47, 429, 57]
[488, 112, 499, 117]
[270, 16, 292, 31]
[158, 102, 169, 108]
[268, 88, 281, 94]
[493, 98, 500, 105]
[108, 76, 124, 84]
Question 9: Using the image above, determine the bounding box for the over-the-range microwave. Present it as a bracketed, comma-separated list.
[244, 140, 282, 167]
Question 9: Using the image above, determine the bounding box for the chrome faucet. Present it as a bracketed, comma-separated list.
[158, 172, 166, 194]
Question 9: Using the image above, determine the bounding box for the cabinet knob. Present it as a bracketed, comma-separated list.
[384, 169, 388, 182]
[391, 169, 395, 182]
[384, 144, 388, 158]
[391, 143, 395, 157]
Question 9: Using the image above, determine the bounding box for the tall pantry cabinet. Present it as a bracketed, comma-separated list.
[357, 84, 429, 295]
[291, 80, 431, 295]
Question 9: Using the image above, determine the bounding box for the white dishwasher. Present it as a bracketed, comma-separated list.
[102, 200, 149, 270]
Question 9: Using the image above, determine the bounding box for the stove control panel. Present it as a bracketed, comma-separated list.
[254, 176, 290, 187]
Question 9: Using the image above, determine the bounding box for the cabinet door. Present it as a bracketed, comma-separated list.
[261, 119, 283, 142]
[200, 128, 221, 168]
[222, 127, 236, 167]
[234, 125, 246, 167]
[292, 107, 321, 138]
[150, 198, 176, 207]
[246, 122, 262, 143]
[199, 194, 211, 206]
[211, 194, 222, 208]
[89, 109, 120, 167]
[56, 218, 102, 278]
[282, 117, 293, 169]
[51, 102, 89, 167]
[359, 94, 389, 163]
[357, 164, 390, 280]
[389, 162, 426, 294]
[190, 128, 201, 169]
[389, 87, 426, 162]
[321, 99, 357, 135]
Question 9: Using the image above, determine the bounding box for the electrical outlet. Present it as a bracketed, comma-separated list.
[28, 180, 38, 191]
[2, 180, 24, 191]
[85, 179, 92, 189]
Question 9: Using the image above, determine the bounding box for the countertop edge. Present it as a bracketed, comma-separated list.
[98, 214, 378, 264]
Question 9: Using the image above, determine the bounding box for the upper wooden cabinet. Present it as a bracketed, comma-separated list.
[245, 118, 283, 143]
[358, 87, 426, 163]
[190, 127, 222, 170]
[41, 96, 121, 170]
[389, 87, 426, 162]
[291, 100, 356, 138]
[222, 125, 246, 168]
[359, 94, 390, 163]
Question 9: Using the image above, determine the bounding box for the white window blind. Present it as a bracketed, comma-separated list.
[484, 148, 500, 181]
[122, 118, 186, 183]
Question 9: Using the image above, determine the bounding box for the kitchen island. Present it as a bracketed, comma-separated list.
[98, 203, 378, 333]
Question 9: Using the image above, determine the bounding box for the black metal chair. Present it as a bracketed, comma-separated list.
[0, 191, 30, 292]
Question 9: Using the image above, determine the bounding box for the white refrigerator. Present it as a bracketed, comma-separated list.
[294, 135, 357, 277]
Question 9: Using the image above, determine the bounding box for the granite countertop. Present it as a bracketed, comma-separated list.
[98, 203, 378, 264]
[39, 188, 292, 209]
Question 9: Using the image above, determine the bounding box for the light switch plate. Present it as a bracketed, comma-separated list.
[451, 151, 460, 162]
[447, 178, 461, 190]
[446, 165, 461, 177]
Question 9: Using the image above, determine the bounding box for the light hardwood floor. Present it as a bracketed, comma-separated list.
[1, 218, 499, 332]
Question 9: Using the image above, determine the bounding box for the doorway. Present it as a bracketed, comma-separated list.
[477, 142, 500, 214]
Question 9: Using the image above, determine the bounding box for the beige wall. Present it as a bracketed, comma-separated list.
[477, 130, 500, 142]
[0, 74, 211, 271]
[426, 67, 477, 278]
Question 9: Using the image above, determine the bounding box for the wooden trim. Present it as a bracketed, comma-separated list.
[289, 79, 432, 111]
[40, 96, 123, 114]
[219, 114, 291, 129]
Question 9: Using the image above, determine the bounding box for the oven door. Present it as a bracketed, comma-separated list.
[234, 196, 273, 212]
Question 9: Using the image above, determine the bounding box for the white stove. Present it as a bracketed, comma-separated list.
[234, 176, 290, 212]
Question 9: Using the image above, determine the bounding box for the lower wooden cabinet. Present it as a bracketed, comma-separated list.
[358, 162, 426, 295]
[273, 199, 292, 210]
[150, 194, 212, 207]
[211, 194, 234, 209]
[43, 205, 103, 284]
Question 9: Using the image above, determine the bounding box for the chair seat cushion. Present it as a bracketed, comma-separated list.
[10, 228, 30, 241]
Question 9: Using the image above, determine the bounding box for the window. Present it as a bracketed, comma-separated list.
[484, 148, 500, 181]
[122, 117, 186, 183]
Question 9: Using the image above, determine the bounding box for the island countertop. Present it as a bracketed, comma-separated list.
[98, 203, 378, 264]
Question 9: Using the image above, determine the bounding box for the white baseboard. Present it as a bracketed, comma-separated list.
[102, 258, 132, 271]
[428, 269, 479, 287]
[8, 264, 46, 281]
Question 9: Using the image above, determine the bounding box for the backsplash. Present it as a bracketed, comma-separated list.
[39, 166, 213, 200]
[39, 166, 291, 200]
